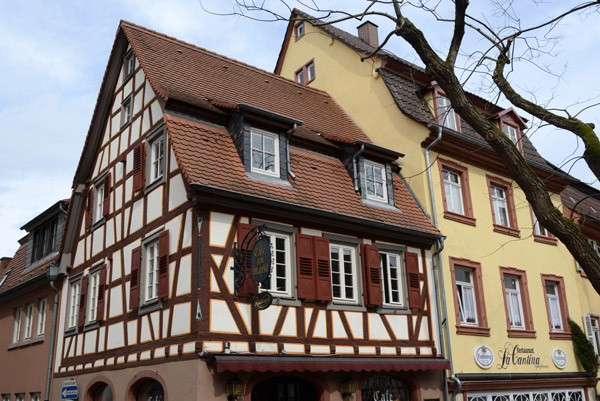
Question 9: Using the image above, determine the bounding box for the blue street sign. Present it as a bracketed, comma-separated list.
[61, 385, 78, 400]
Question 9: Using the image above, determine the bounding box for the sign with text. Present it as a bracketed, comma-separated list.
[61, 379, 78, 400]
[361, 375, 409, 401]
[251, 238, 271, 283]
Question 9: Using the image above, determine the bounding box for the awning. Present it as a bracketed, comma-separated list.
[212, 354, 450, 373]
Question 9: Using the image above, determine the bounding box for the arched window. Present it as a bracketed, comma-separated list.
[252, 376, 318, 401]
[93, 385, 113, 401]
[137, 379, 164, 401]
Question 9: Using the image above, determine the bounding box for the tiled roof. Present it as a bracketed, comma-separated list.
[120, 21, 368, 145]
[561, 185, 600, 222]
[165, 113, 440, 236]
[0, 243, 56, 296]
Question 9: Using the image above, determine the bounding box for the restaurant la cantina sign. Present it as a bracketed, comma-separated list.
[474, 344, 567, 370]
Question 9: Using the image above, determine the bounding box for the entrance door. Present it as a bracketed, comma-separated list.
[251, 376, 318, 401]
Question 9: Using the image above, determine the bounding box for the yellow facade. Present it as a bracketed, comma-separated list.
[277, 18, 600, 396]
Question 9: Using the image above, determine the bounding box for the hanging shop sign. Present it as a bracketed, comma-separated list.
[552, 347, 568, 369]
[251, 237, 271, 283]
[474, 344, 494, 369]
[361, 375, 409, 401]
[252, 291, 273, 310]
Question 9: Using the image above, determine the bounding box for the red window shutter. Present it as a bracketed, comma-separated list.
[158, 230, 170, 299]
[296, 233, 315, 300]
[132, 143, 145, 192]
[85, 190, 93, 230]
[313, 236, 332, 301]
[405, 251, 421, 309]
[130, 246, 141, 310]
[78, 274, 89, 329]
[96, 264, 107, 321]
[361, 244, 382, 306]
[237, 223, 258, 296]
[103, 173, 111, 216]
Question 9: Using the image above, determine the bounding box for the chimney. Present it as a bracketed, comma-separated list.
[357, 21, 379, 48]
[0, 257, 12, 275]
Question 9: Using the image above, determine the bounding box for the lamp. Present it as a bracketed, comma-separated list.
[46, 264, 59, 282]
[226, 377, 246, 401]
[340, 377, 358, 399]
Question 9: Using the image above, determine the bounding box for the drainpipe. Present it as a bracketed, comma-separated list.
[44, 265, 60, 401]
[352, 144, 365, 192]
[425, 124, 460, 401]
[287, 124, 297, 179]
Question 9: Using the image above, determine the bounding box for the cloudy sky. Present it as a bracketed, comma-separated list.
[1, 0, 598, 257]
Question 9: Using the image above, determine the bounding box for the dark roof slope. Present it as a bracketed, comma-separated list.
[0, 243, 56, 296]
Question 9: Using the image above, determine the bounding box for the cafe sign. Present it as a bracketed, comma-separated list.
[251, 238, 271, 283]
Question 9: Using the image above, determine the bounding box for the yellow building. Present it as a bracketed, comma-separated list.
[275, 9, 600, 401]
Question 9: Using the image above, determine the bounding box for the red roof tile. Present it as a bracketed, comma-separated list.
[0, 243, 56, 296]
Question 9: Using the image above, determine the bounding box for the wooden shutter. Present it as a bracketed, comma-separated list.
[85, 189, 93, 230]
[405, 251, 421, 309]
[361, 244, 382, 306]
[296, 233, 315, 300]
[102, 173, 111, 216]
[314, 236, 332, 301]
[132, 143, 145, 192]
[158, 230, 170, 299]
[130, 246, 141, 310]
[237, 223, 258, 296]
[78, 275, 89, 329]
[96, 264, 107, 321]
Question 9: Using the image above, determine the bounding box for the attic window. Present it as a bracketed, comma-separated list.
[251, 128, 279, 177]
[365, 160, 388, 202]
[437, 95, 458, 131]
[501, 121, 522, 152]
[295, 60, 315, 85]
[121, 95, 132, 127]
[295, 22, 305, 40]
[31, 217, 58, 263]
[123, 51, 135, 79]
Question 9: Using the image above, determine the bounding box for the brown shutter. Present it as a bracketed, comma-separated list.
[405, 251, 421, 309]
[130, 246, 141, 310]
[313, 236, 332, 301]
[158, 230, 170, 299]
[296, 233, 315, 300]
[78, 274, 89, 329]
[361, 244, 383, 306]
[96, 264, 107, 321]
[103, 173, 111, 216]
[85, 190, 93, 230]
[237, 223, 258, 296]
[132, 143, 145, 192]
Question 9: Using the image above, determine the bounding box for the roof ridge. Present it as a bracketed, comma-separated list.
[119, 20, 334, 99]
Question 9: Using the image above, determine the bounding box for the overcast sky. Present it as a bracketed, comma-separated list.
[1, 0, 598, 257]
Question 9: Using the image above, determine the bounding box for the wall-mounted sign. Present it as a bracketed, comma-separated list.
[251, 238, 271, 283]
[552, 347, 568, 369]
[252, 292, 273, 310]
[361, 375, 409, 401]
[474, 344, 494, 369]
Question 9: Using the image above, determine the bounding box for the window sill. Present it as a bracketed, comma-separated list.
[493, 224, 520, 238]
[456, 325, 490, 336]
[376, 305, 410, 315]
[83, 321, 100, 332]
[549, 331, 572, 340]
[270, 297, 301, 307]
[534, 234, 558, 246]
[145, 175, 165, 194]
[8, 336, 45, 350]
[507, 328, 536, 338]
[91, 217, 106, 231]
[443, 211, 476, 226]
[64, 327, 78, 337]
[138, 299, 163, 315]
[328, 302, 367, 313]
[247, 171, 292, 187]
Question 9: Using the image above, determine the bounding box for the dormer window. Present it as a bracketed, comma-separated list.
[31, 217, 58, 263]
[437, 95, 458, 131]
[251, 129, 279, 176]
[365, 161, 388, 202]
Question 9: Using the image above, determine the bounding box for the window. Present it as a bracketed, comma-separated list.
[145, 241, 160, 303]
[87, 270, 100, 324]
[1, 394, 10, 401]
[0, 271, 8, 288]
[449, 257, 489, 335]
[365, 161, 387, 202]
[31, 217, 58, 262]
[67, 280, 81, 330]
[15, 394, 24, 401]
[487, 176, 519, 236]
[500, 267, 535, 337]
[30, 393, 41, 401]
[467, 389, 585, 401]
[130, 230, 169, 310]
[150, 136, 165, 183]
[123, 51, 135, 78]
[121, 96, 132, 127]
[584, 314, 600, 356]
[23, 303, 34, 339]
[36, 298, 47, 336]
[251, 129, 279, 177]
[531, 208, 557, 245]
[380, 252, 405, 307]
[330, 243, 358, 304]
[541, 275, 570, 339]
[502, 123, 518, 144]
[437, 94, 458, 131]
[260, 232, 293, 298]
[295, 60, 315, 84]
[12, 307, 22, 343]
[294, 22, 305, 40]
[444, 170, 463, 214]
[438, 159, 475, 225]
[95, 183, 105, 223]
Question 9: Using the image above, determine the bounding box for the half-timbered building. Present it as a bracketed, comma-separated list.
[53, 21, 447, 401]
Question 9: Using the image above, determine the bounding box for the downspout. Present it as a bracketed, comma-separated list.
[44, 267, 60, 401]
[425, 124, 461, 400]
[352, 144, 365, 192]
[287, 124, 297, 179]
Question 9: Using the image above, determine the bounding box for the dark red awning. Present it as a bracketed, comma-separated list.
[213, 355, 450, 373]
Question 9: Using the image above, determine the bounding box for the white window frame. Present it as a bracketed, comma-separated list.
[295, 22, 305, 39]
[380, 251, 406, 307]
[329, 243, 359, 304]
[123, 51, 135, 78]
[1, 394, 10, 401]
[438, 95, 458, 131]
[455, 267, 478, 325]
[87, 270, 101, 324]
[12, 307, 22, 343]
[532, 210, 548, 236]
[443, 169, 464, 214]
[259, 231, 293, 298]
[365, 160, 388, 202]
[36, 297, 47, 336]
[24, 303, 34, 339]
[94, 183, 105, 223]
[467, 388, 585, 401]
[144, 240, 160, 303]
[584, 314, 600, 356]
[504, 275, 525, 329]
[30, 393, 41, 401]
[491, 185, 510, 227]
[306, 61, 315, 81]
[502, 123, 519, 144]
[545, 282, 563, 332]
[251, 129, 279, 177]
[15, 394, 24, 401]
[67, 280, 81, 330]
[150, 135, 165, 183]
[121, 95, 132, 127]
